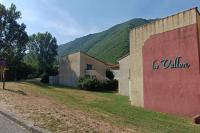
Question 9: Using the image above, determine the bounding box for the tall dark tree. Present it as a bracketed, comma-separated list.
[27, 32, 58, 82]
[0, 3, 28, 80]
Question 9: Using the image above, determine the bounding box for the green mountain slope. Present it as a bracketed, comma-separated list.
[58, 18, 152, 64]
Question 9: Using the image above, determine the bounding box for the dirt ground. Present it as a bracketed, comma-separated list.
[0, 82, 135, 133]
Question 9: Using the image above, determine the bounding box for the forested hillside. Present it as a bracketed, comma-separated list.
[58, 18, 152, 64]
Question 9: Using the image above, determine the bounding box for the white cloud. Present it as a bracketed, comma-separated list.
[0, 0, 101, 44]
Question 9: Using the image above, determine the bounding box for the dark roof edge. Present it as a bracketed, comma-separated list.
[62, 51, 108, 65]
[79, 51, 109, 65]
[117, 53, 130, 61]
[61, 51, 81, 57]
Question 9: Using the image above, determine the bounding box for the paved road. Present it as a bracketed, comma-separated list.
[0, 114, 29, 133]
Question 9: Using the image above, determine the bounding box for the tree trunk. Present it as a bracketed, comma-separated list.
[2, 71, 5, 89]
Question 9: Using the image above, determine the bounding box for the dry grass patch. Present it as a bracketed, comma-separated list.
[0, 81, 134, 133]
[0, 80, 199, 133]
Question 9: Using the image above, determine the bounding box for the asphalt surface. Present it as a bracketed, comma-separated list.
[0, 114, 29, 133]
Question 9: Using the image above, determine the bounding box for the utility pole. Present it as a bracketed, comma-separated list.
[0, 59, 7, 90]
[2, 70, 5, 89]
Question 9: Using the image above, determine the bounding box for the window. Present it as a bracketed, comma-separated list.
[86, 64, 93, 70]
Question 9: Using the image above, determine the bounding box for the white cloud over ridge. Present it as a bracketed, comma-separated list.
[0, 0, 99, 44]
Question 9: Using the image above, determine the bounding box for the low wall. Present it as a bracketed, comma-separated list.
[49, 76, 59, 85]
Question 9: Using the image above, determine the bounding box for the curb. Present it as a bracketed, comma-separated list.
[0, 109, 49, 133]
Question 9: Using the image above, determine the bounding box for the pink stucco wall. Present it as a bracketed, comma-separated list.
[143, 24, 200, 116]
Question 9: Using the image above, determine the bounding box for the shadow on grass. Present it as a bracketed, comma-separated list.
[83, 89, 117, 93]
[25, 80, 54, 89]
[24, 79, 80, 90]
[3, 88, 27, 96]
[23, 79, 117, 93]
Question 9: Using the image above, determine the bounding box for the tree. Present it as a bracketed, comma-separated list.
[0, 3, 28, 80]
[106, 69, 114, 80]
[27, 32, 58, 82]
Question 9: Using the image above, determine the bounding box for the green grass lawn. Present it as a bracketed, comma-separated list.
[24, 79, 200, 133]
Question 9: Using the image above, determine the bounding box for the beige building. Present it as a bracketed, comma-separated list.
[59, 51, 108, 87]
[118, 54, 130, 96]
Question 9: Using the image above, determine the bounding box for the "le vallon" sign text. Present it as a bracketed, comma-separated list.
[152, 56, 190, 70]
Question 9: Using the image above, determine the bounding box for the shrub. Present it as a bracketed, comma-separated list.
[78, 76, 118, 92]
[106, 69, 114, 80]
[40, 67, 58, 83]
[6, 62, 37, 81]
[78, 76, 100, 90]
[101, 79, 118, 91]
[40, 73, 49, 83]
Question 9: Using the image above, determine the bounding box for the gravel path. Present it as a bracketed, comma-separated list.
[0, 114, 29, 133]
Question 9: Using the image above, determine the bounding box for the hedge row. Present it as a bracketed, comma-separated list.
[78, 76, 118, 92]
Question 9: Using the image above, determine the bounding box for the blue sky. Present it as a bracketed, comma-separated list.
[0, 0, 200, 44]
